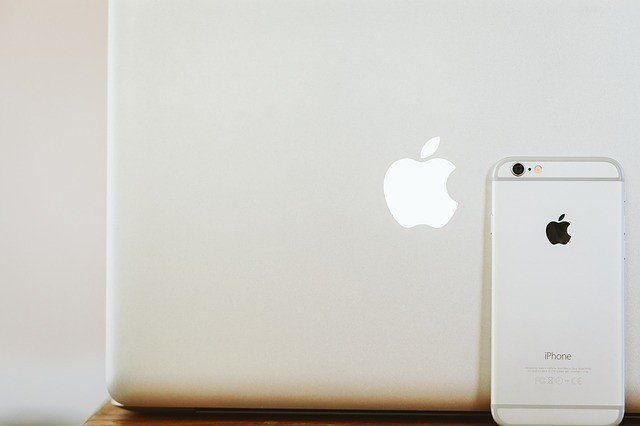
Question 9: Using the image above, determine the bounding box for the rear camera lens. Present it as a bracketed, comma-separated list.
[512, 163, 525, 176]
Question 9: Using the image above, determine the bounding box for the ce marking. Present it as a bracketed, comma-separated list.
[534, 376, 582, 385]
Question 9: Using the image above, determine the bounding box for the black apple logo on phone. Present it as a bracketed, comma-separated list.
[546, 214, 571, 245]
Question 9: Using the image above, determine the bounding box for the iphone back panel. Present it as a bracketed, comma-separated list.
[491, 158, 625, 425]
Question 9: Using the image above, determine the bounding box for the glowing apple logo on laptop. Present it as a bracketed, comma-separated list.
[383, 137, 458, 229]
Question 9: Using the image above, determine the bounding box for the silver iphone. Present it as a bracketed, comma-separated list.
[491, 158, 625, 425]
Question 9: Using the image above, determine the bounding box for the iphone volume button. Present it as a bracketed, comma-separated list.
[490, 212, 494, 238]
[623, 212, 626, 263]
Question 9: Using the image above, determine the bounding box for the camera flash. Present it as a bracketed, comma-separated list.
[534, 165, 542, 173]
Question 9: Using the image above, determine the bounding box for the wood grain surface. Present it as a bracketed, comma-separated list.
[85, 401, 640, 425]
[85, 401, 496, 425]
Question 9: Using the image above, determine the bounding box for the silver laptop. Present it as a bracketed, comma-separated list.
[107, 0, 640, 411]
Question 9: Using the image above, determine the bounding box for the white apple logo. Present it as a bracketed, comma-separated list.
[383, 136, 458, 229]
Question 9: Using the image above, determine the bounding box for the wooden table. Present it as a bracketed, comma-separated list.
[86, 401, 640, 425]
[85, 401, 494, 425]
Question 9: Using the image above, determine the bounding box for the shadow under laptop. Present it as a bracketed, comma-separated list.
[92, 400, 640, 425]
[113, 405, 495, 425]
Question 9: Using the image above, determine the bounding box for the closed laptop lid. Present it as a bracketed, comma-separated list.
[107, 0, 640, 410]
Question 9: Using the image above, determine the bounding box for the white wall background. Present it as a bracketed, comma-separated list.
[0, 1, 107, 424]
